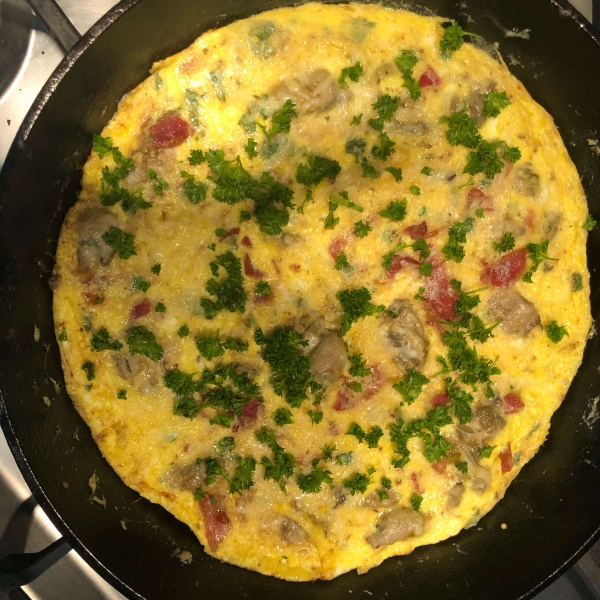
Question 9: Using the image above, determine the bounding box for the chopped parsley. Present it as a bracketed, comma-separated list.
[572, 272, 583, 292]
[255, 427, 296, 491]
[409, 185, 421, 196]
[338, 61, 364, 88]
[493, 232, 515, 253]
[351, 113, 363, 125]
[545, 320, 568, 343]
[180, 171, 208, 204]
[361, 158, 379, 179]
[147, 168, 169, 195]
[365, 426, 384, 448]
[255, 326, 322, 408]
[91, 328, 123, 352]
[381, 476, 392, 489]
[102, 227, 137, 260]
[200, 251, 247, 318]
[354, 220, 372, 238]
[442, 216, 474, 262]
[439, 107, 481, 149]
[368, 94, 400, 130]
[255, 280, 271, 297]
[583, 215, 597, 231]
[196, 331, 248, 360]
[244, 137, 258, 159]
[58, 326, 68, 342]
[321, 443, 337, 461]
[329, 191, 364, 212]
[117, 389, 127, 400]
[297, 464, 333, 493]
[258, 99, 298, 141]
[133, 276, 151, 293]
[82, 361, 95, 381]
[464, 140, 521, 179]
[440, 21, 480, 56]
[455, 461, 469, 474]
[372, 132, 396, 161]
[483, 91, 511, 118]
[480, 445, 496, 459]
[336, 452, 353, 465]
[274, 407, 294, 426]
[296, 155, 341, 188]
[307, 409, 324, 425]
[523, 240, 557, 282]
[385, 166, 403, 182]
[347, 381, 363, 392]
[347, 422, 366, 443]
[126, 326, 164, 361]
[395, 50, 421, 100]
[337, 287, 385, 335]
[346, 138, 367, 160]
[229, 457, 257, 495]
[216, 436, 235, 455]
[177, 324, 190, 338]
[410, 492, 423, 512]
[393, 369, 430, 405]
[335, 251, 353, 272]
[151, 263, 161, 275]
[343, 469, 375, 496]
[379, 198, 407, 222]
[421, 166, 433, 176]
[348, 353, 371, 377]
[240, 210, 252, 223]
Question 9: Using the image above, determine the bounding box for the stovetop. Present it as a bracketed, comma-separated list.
[0, 0, 599, 599]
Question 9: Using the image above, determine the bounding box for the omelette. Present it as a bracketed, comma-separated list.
[51, 3, 592, 581]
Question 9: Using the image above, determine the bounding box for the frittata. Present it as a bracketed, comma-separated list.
[52, 2, 592, 581]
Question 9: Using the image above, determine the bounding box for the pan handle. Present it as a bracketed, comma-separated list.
[0, 537, 71, 591]
[24, 0, 81, 53]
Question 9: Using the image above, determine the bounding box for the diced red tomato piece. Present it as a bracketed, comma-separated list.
[404, 221, 428, 240]
[499, 444, 514, 474]
[219, 227, 240, 241]
[243, 254, 264, 278]
[131, 298, 151, 319]
[334, 365, 386, 411]
[425, 263, 459, 321]
[480, 248, 527, 288]
[418, 66, 442, 87]
[241, 236, 252, 247]
[411, 472, 422, 493]
[503, 392, 525, 415]
[238, 398, 263, 428]
[431, 391, 449, 407]
[199, 495, 231, 552]
[432, 460, 447, 473]
[387, 254, 419, 279]
[150, 112, 192, 149]
[328, 237, 347, 260]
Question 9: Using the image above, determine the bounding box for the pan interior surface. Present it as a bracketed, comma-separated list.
[1, 0, 600, 598]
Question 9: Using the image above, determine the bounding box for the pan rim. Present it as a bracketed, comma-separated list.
[0, 0, 599, 598]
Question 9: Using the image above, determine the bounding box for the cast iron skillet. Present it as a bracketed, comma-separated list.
[1, 0, 600, 598]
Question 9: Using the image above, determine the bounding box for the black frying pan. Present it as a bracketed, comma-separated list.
[1, 0, 600, 598]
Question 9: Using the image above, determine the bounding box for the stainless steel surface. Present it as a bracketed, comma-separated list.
[0, 0, 598, 598]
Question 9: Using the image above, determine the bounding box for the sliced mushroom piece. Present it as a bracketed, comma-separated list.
[457, 404, 506, 448]
[489, 289, 541, 336]
[542, 210, 562, 241]
[280, 517, 310, 544]
[333, 485, 349, 508]
[309, 332, 346, 385]
[513, 164, 541, 198]
[162, 461, 206, 492]
[113, 353, 164, 395]
[76, 208, 121, 270]
[362, 489, 399, 509]
[114, 354, 144, 380]
[270, 69, 344, 114]
[366, 507, 425, 548]
[295, 310, 326, 353]
[384, 300, 429, 372]
[467, 90, 487, 126]
[447, 483, 465, 509]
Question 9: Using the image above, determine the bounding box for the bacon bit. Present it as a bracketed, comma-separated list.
[466, 187, 493, 213]
[431, 392, 449, 407]
[387, 254, 419, 279]
[150, 112, 192, 149]
[499, 444, 514, 474]
[178, 56, 198, 74]
[328, 237, 347, 260]
[334, 365, 386, 411]
[241, 236, 252, 247]
[411, 472, 422, 493]
[131, 298, 151, 319]
[425, 263, 459, 322]
[199, 494, 231, 552]
[255, 292, 273, 305]
[503, 392, 525, 415]
[238, 398, 264, 428]
[524, 208, 536, 231]
[424, 227, 445, 239]
[271, 259, 281, 276]
[404, 221, 428, 240]
[244, 254, 264, 278]
[289, 264, 301, 272]
[432, 460, 447, 473]
[219, 227, 240, 241]
[83, 291, 104, 305]
[418, 66, 441, 87]
[480, 248, 527, 288]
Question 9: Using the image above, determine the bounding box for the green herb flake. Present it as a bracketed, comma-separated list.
[274, 407, 294, 426]
[338, 61, 364, 88]
[545, 320, 568, 343]
[421, 166, 433, 176]
[343, 471, 374, 496]
[410, 492, 423, 512]
[361, 157, 379, 179]
[583, 216, 597, 231]
[348, 353, 371, 377]
[244, 137, 258, 159]
[155, 302, 166, 313]
[58, 326, 68, 342]
[229, 457, 256, 495]
[385, 166, 403, 182]
[409, 185, 421, 196]
[201, 251, 247, 318]
[180, 170, 208, 204]
[571, 272, 583, 292]
[440, 107, 481, 149]
[196, 331, 248, 360]
[239, 210, 252, 223]
[335, 251, 353, 272]
[307, 410, 324, 425]
[351, 113, 363, 125]
[177, 324, 190, 338]
[347, 422, 366, 443]
[372, 132, 396, 161]
[483, 90, 511, 118]
[493, 232, 515, 253]
[102, 227, 137, 260]
[379, 198, 407, 222]
[151, 263, 161, 275]
[117, 389, 127, 400]
[395, 50, 421, 100]
[133, 276, 151, 293]
[455, 461, 469, 474]
[354, 220, 372, 238]
[480, 445, 496, 459]
[345, 138, 367, 160]
[82, 361, 95, 381]
[296, 155, 341, 188]
[216, 436, 235, 455]
[296, 465, 333, 494]
[126, 325, 164, 361]
[393, 369, 430, 405]
[365, 426, 384, 449]
[91, 328, 123, 352]
[442, 216, 474, 262]
[337, 287, 385, 335]
[440, 21, 480, 56]
[255, 280, 271, 297]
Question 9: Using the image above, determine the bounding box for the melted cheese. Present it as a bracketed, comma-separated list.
[52, 2, 591, 581]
